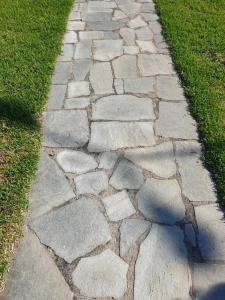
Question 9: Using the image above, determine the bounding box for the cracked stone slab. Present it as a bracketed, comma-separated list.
[175, 141, 217, 202]
[156, 75, 185, 100]
[42, 110, 89, 147]
[30, 198, 111, 263]
[120, 28, 135, 45]
[64, 97, 90, 109]
[156, 102, 198, 139]
[134, 224, 191, 300]
[75, 170, 108, 195]
[110, 159, 144, 190]
[72, 59, 92, 81]
[124, 77, 155, 94]
[120, 218, 150, 256]
[99, 151, 119, 170]
[3, 230, 73, 300]
[102, 191, 136, 221]
[125, 142, 176, 178]
[67, 81, 90, 97]
[72, 249, 128, 298]
[113, 55, 138, 78]
[136, 178, 185, 224]
[29, 152, 75, 220]
[57, 150, 97, 174]
[93, 39, 123, 61]
[138, 54, 174, 75]
[195, 204, 225, 261]
[90, 62, 113, 94]
[92, 95, 155, 121]
[88, 121, 156, 152]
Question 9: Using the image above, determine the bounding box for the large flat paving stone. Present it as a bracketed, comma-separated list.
[93, 39, 123, 61]
[120, 28, 135, 45]
[156, 75, 185, 100]
[136, 26, 153, 40]
[119, 2, 141, 17]
[64, 97, 90, 109]
[30, 198, 111, 263]
[92, 95, 155, 121]
[29, 152, 75, 219]
[155, 102, 198, 139]
[124, 77, 154, 94]
[74, 41, 92, 59]
[3, 230, 73, 300]
[86, 20, 126, 31]
[90, 62, 113, 94]
[175, 141, 217, 202]
[125, 142, 176, 178]
[57, 150, 97, 174]
[43, 110, 89, 147]
[136, 178, 185, 224]
[195, 204, 225, 261]
[47, 84, 67, 110]
[88, 121, 156, 152]
[134, 224, 191, 300]
[138, 54, 174, 76]
[110, 159, 144, 190]
[72, 59, 92, 81]
[113, 55, 138, 78]
[68, 81, 90, 98]
[72, 249, 128, 298]
[80, 30, 119, 40]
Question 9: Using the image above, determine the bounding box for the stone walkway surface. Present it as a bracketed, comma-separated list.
[3, 0, 225, 299]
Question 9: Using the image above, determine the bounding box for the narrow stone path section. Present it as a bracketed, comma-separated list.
[3, 0, 225, 299]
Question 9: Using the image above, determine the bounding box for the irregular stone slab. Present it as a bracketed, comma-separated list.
[113, 55, 138, 78]
[141, 2, 155, 12]
[74, 40, 92, 59]
[86, 20, 125, 31]
[92, 95, 155, 120]
[102, 191, 136, 221]
[90, 62, 113, 94]
[99, 151, 119, 170]
[136, 178, 185, 224]
[120, 28, 135, 45]
[141, 12, 158, 21]
[69, 10, 81, 21]
[72, 249, 128, 298]
[43, 110, 89, 147]
[58, 44, 74, 61]
[93, 39, 123, 61]
[185, 224, 196, 247]
[125, 142, 176, 178]
[3, 230, 73, 300]
[47, 84, 66, 110]
[75, 170, 108, 195]
[68, 81, 90, 97]
[134, 224, 191, 300]
[114, 78, 124, 94]
[136, 26, 153, 40]
[83, 12, 112, 22]
[30, 198, 111, 263]
[64, 97, 90, 109]
[80, 30, 119, 40]
[52, 71, 70, 85]
[67, 20, 85, 31]
[149, 20, 162, 34]
[195, 204, 225, 261]
[128, 16, 147, 28]
[55, 61, 72, 75]
[72, 59, 92, 80]
[57, 150, 97, 174]
[88, 121, 156, 152]
[156, 102, 198, 139]
[156, 75, 185, 100]
[124, 77, 154, 94]
[29, 152, 75, 219]
[88, 1, 116, 10]
[137, 40, 157, 53]
[110, 159, 144, 190]
[120, 218, 150, 256]
[193, 263, 225, 299]
[138, 54, 174, 75]
[119, 2, 141, 17]
[175, 141, 217, 202]
[113, 9, 127, 20]
[124, 46, 139, 54]
[63, 31, 78, 44]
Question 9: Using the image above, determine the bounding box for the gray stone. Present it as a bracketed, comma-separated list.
[125, 142, 176, 178]
[43, 110, 89, 147]
[88, 1, 116, 11]
[54, 61, 72, 74]
[185, 224, 196, 247]
[175, 141, 217, 202]
[99, 151, 118, 170]
[88, 121, 156, 152]
[113, 55, 138, 78]
[136, 26, 153, 40]
[30, 198, 111, 263]
[141, 12, 158, 21]
[93, 39, 123, 61]
[195, 204, 225, 261]
[63, 31, 78, 44]
[74, 40, 92, 59]
[138, 54, 174, 75]
[67, 21, 85, 31]
[120, 28, 135, 45]
[149, 21, 162, 34]
[102, 191, 136, 221]
[128, 16, 147, 28]
[136, 178, 185, 224]
[68, 81, 90, 97]
[47, 84, 66, 110]
[64, 97, 90, 109]
[120, 218, 150, 256]
[86, 20, 125, 31]
[156, 75, 185, 100]
[72, 249, 128, 298]
[90, 62, 113, 94]
[58, 44, 74, 61]
[3, 230, 73, 300]
[136, 40, 157, 53]
[124, 77, 154, 94]
[83, 12, 112, 22]
[134, 224, 191, 300]
[119, 2, 141, 17]
[69, 10, 81, 21]
[193, 263, 225, 299]
[114, 78, 124, 94]
[92, 95, 155, 121]
[29, 152, 75, 219]
[72, 59, 92, 80]
[52, 71, 70, 84]
[110, 159, 144, 190]
[123, 46, 139, 54]
[79, 30, 119, 40]
[156, 102, 198, 139]
[113, 10, 127, 20]
[141, 2, 155, 12]
[75, 171, 108, 195]
[57, 150, 97, 174]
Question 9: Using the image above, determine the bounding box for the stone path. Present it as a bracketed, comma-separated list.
[3, 0, 225, 299]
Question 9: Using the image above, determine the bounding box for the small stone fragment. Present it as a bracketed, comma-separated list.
[67, 81, 90, 97]
[99, 152, 119, 170]
[120, 28, 135, 45]
[93, 39, 123, 61]
[75, 170, 108, 195]
[128, 16, 147, 28]
[156, 75, 185, 100]
[90, 62, 113, 94]
[138, 54, 174, 75]
[113, 55, 138, 78]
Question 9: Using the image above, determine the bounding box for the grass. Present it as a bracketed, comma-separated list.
[0, 0, 73, 289]
[156, 0, 225, 203]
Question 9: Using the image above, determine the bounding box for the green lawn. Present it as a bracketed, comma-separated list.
[156, 0, 225, 203]
[0, 0, 73, 288]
